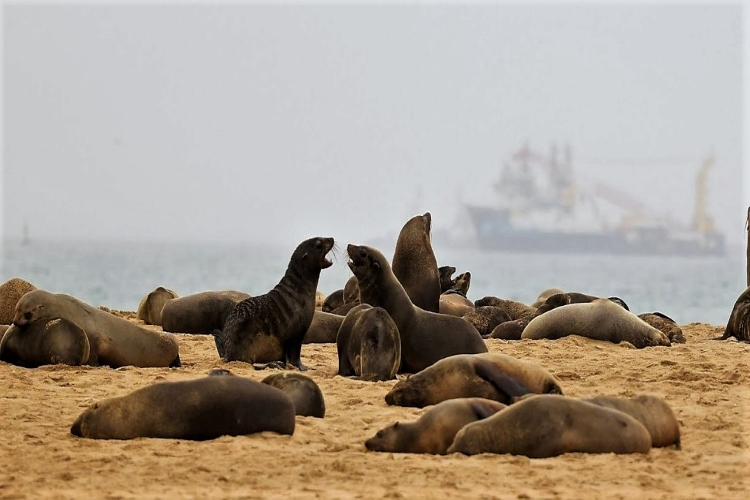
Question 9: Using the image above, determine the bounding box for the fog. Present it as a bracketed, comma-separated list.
[2, 3, 746, 249]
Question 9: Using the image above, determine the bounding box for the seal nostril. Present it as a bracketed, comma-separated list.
[24, 312, 32, 320]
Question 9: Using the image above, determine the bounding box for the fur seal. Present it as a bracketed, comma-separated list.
[260, 372, 326, 418]
[71, 375, 296, 440]
[530, 287, 565, 308]
[365, 398, 506, 455]
[391, 212, 441, 312]
[462, 306, 512, 337]
[13, 290, 181, 368]
[474, 296, 536, 321]
[0, 278, 36, 325]
[534, 292, 630, 316]
[638, 312, 685, 344]
[161, 290, 250, 334]
[438, 266, 457, 293]
[438, 291, 475, 317]
[583, 394, 680, 448]
[717, 286, 750, 341]
[521, 298, 670, 348]
[0, 318, 90, 367]
[347, 244, 487, 373]
[213, 237, 334, 369]
[488, 318, 530, 340]
[343, 275, 359, 304]
[136, 286, 179, 326]
[336, 304, 401, 381]
[447, 394, 652, 458]
[303, 311, 345, 344]
[321, 290, 345, 313]
[385, 352, 562, 408]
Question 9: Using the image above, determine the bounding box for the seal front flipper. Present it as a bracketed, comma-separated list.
[211, 329, 227, 358]
[470, 399, 507, 420]
[473, 357, 530, 402]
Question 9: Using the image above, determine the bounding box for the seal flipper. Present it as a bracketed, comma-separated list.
[285, 338, 308, 371]
[211, 329, 227, 358]
[473, 358, 530, 402]
[169, 353, 182, 368]
[469, 399, 507, 420]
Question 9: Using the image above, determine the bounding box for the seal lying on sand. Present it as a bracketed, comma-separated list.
[447, 394, 652, 458]
[717, 286, 750, 342]
[336, 304, 401, 381]
[462, 306, 512, 337]
[0, 278, 36, 325]
[13, 289, 181, 368]
[303, 311, 345, 344]
[161, 290, 250, 334]
[261, 372, 326, 418]
[0, 318, 90, 367]
[521, 299, 670, 348]
[365, 398, 506, 455]
[638, 312, 685, 344]
[347, 244, 487, 373]
[385, 353, 562, 408]
[213, 237, 334, 369]
[474, 296, 536, 321]
[71, 375, 296, 440]
[391, 212, 441, 313]
[136, 286, 179, 326]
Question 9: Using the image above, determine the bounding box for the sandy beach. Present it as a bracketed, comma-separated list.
[0, 317, 748, 499]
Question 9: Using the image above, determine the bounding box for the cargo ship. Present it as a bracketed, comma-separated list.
[462, 143, 726, 257]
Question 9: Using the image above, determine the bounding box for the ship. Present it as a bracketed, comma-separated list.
[462, 143, 726, 257]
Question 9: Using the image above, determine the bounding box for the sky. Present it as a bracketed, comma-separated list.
[1, 1, 747, 249]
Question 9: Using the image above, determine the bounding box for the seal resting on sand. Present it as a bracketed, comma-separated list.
[13, 289, 181, 368]
[0, 318, 90, 367]
[717, 286, 750, 342]
[71, 375, 296, 440]
[261, 372, 326, 418]
[336, 304, 401, 381]
[161, 290, 250, 334]
[638, 312, 685, 344]
[391, 212, 441, 313]
[136, 286, 179, 326]
[347, 244, 487, 373]
[213, 237, 335, 370]
[303, 311, 345, 344]
[365, 398, 506, 455]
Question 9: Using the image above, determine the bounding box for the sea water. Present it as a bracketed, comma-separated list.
[1, 238, 744, 326]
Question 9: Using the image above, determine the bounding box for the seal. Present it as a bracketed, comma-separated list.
[474, 296, 536, 321]
[213, 237, 335, 369]
[446, 394, 652, 458]
[0, 277, 36, 325]
[71, 375, 296, 440]
[384, 352, 562, 408]
[336, 304, 401, 381]
[303, 311, 345, 344]
[347, 244, 487, 373]
[583, 394, 681, 448]
[321, 289, 345, 313]
[0, 318, 90, 367]
[450, 272, 471, 295]
[462, 306, 511, 337]
[488, 318, 530, 340]
[530, 287, 565, 308]
[161, 290, 251, 334]
[136, 286, 179, 326]
[638, 312, 686, 344]
[391, 212, 441, 312]
[260, 372, 326, 418]
[533, 292, 630, 316]
[717, 286, 750, 341]
[438, 266, 457, 293]
[521, 298, 670, 348]
[343, 275, 360, 304]
[365, 398, 507, 455]
[438, 291, 475, 317]
[329, 302, 360, 317]
[13, 289, 181, 368]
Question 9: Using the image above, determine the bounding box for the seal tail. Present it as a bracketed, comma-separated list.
[211, 329, 227, 359]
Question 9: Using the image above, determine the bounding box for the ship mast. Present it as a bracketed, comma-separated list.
[691, 154, 716, 235]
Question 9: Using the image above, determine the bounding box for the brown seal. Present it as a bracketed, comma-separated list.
[161, 290, 250, 334]
[391, 212, 441, 312]
[261, 372, 326, 418]
[488, 318, 530, 340]
[384, 352, 562, 408]
[0, 318, 90, 367]
[347, 244, 487, 373]
[0, 278, 36, 325]
[365, 398, 506, 455]
[136, 286, 179, 326]
[717, 286, 750, 341]
[438, 266, 457, 293]
[462, 306, 512, 337]
[638, 312, 685, 344]
[521, 299, 670, 348]
[583, 394, 681, 448]
[71, 375, 296, 440]
[303, 311, 345, 344]
[213, 237, 334, 369]
[336, 304, 401, 381]
[438, 291, 475, 317]
[474, 296, 536, 320]
[13, 289, 181, 368]
[329, 302, 360, 317]
[321, 289, 345, 313]
[447, 394, 652, 458]
[343, 275, 359, 303]
[530, 287, 565, 308]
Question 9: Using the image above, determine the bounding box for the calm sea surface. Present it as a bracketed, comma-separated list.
[1, 238, 744, 326]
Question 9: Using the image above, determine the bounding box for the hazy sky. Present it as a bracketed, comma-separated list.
[2, 2, 746, 248]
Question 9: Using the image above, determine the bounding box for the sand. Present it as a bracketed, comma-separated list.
[1, 319, 748, 499]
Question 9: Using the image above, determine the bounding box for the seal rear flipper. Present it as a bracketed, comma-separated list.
[169, 353, 182, 368]
[473, 358, 530, 402]
[469, 399, 507, 420]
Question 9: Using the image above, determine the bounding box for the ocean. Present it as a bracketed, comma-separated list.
[1, 238, 744, 326]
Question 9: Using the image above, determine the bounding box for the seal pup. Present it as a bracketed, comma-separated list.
[13, 290, 181, 368]
[136, 286, 179, 326]
[0, 318, 90, 367]
[347, 244, 487, 373]
[213, 237, 335, 370]
[391, 212, 441, 313]
[638, 312, 686, 344]
[521, 298, 670, 348]
[303, 311, 345, 344]
[385, 352, 562, 408]
[462, 306, 512, 338]
[71, 375, 296, 440]
[261, 372, 326, 418]
[0, 278, 36, 325]
[717, 286, 750, 342]
[474, 296, 536, 321]
[161, 290, 251, 334]
[439, 272, 474, 316]
[447, 394, 652, 458]
[365, 398, 506, 455]
[336, 304, 401, 381]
